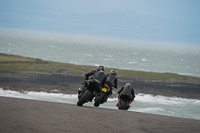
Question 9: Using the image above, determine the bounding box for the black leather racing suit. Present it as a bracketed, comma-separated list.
[105, 73, 118, 97]
[85, 70, 107, 93]
[118, 85, 135, 102]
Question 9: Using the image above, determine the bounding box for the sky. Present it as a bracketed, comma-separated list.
[0, 0, 200, 45]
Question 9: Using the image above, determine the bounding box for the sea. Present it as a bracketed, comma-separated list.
[0, 29, 200, 120]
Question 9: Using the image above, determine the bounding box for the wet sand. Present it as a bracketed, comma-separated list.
[0, 96, 200, 133]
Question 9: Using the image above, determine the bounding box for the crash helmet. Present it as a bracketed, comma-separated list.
[126, 83, 131, 86]
[97, 65, 105, 71]
[110, 69, 117, 76]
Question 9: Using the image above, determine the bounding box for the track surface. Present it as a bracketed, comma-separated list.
[0, 96, 200, 133]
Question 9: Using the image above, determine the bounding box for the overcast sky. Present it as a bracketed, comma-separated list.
[0, 0, 200, 45]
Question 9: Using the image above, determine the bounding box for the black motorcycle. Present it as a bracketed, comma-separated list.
[118, 94, 131, 110]
[77, 80, 99, 106]
[94, 84, 110, 107]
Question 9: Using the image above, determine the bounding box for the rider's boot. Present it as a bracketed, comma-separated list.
[105, 92, 112, 102]
[129, 101, 132, 107]
[78, 84, 85, 95]
[107, 91, 112, 97]
[116, 98, 121, 106]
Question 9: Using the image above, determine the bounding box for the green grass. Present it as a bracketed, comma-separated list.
[0, 53, 199, 81]
[0, 53, 96, 75]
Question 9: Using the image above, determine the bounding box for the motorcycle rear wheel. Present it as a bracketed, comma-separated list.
[118, 100, 127, 110]
[94, 94, 104, 107]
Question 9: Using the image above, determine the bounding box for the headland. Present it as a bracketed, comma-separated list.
[0, 53, 200, 99]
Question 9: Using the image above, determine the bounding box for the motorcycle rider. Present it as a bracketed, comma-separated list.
[116, 83, 135, 107]
[105, 69, 118, 98]
[78, 65, 107, 95]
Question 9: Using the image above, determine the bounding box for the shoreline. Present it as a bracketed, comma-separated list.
[0, 53, 200, 99]
[1, 71, 200, 99]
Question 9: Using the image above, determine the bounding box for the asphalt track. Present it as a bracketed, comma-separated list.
[0, 96, 200, 133]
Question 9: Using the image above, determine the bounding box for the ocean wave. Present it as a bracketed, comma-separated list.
[128, 61, 138, 64]
[135, 93, 200, 105]
[1, 90, 200, 120]
[1, 32, 200, 77]
[103, 58, 115, 61]
[1, 90, 200, 105]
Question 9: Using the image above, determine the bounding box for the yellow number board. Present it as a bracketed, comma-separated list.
[102, 87, 107, 92]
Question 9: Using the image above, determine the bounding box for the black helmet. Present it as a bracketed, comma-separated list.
[110, 69, 117, 76]
[97, 65, 105, 71]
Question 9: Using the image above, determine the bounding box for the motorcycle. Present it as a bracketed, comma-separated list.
[94, 84, 110, 107]
[77, 80, 99, 106]
[118, 94, 131, 110]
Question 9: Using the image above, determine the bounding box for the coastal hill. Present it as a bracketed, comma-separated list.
[0, 53, 200, 99]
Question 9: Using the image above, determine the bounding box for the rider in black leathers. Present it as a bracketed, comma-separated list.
[105, 69, 118, 97]
[116, 83, 135, 106]
[78, 65, 107, 95]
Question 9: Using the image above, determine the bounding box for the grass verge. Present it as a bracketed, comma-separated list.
[0, 53, 200, 82]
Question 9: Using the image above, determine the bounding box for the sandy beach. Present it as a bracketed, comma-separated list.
[0, 96, 200, 133]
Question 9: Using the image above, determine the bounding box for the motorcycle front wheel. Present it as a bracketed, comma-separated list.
[77, 90, 92, 106]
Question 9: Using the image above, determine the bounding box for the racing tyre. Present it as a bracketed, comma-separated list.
[94, 94, 104, 107]
[77, 90, 91, 106]
[118, 100, 127, 110]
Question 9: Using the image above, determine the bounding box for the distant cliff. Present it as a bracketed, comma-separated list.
[0, 53, 200, 99]
[1, 71, 200, 99]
